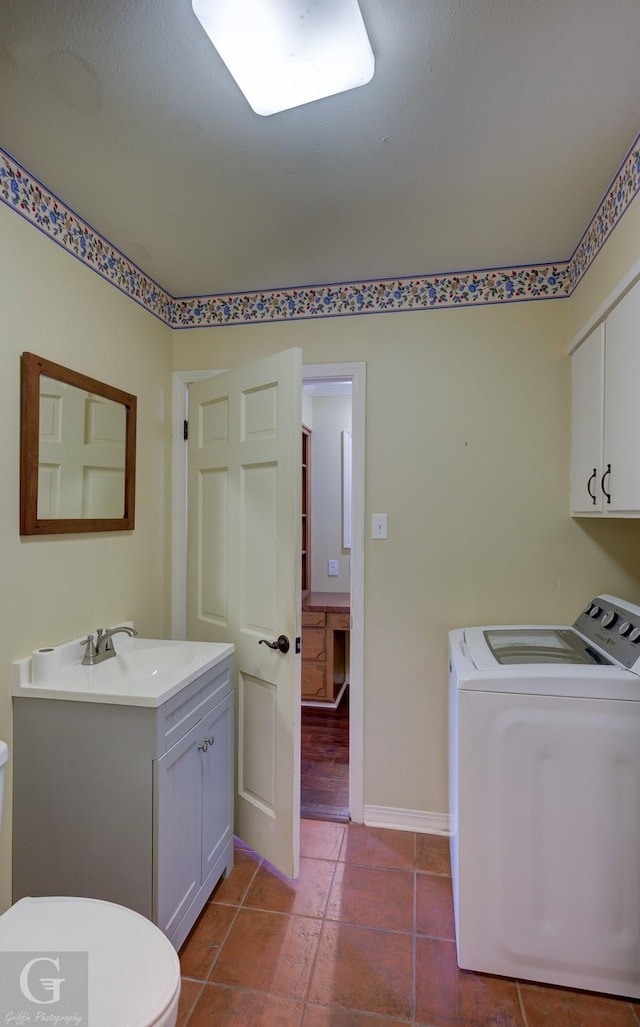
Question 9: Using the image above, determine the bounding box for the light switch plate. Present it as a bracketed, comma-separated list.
[372, 513, 388, 539]
[328, 560, 339, 576]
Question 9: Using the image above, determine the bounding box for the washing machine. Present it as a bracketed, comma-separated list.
[449, 594, 640, 999]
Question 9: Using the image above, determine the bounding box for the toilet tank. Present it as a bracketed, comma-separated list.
[0, 742, 8, 829]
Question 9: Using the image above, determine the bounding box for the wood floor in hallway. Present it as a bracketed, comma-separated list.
[300, 688, 349, 822]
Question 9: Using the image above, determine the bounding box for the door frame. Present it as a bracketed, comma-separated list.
[171, 361, 366, 825]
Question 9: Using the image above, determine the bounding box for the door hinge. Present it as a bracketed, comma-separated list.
[183, 419, 189, 441]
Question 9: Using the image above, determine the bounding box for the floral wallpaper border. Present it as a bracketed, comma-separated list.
[0, 150, 174, 325]
[2, 131, 639, 329]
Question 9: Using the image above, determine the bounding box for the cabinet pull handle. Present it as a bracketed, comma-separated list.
[601, 463, 612, 504]
[258, 634, 290, 654]
[197, 734, 215, 754]
[587, 469, 597, 505]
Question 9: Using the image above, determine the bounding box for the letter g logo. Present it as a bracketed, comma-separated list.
[19, 956, 65, 1004]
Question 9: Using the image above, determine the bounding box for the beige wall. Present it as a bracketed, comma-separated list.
[3, 172, 640, 912]
[568, 195, 640, 341]
[0, 204, 173, 911]
[309, 393, 352, 594]
[174, 290, 640, 821]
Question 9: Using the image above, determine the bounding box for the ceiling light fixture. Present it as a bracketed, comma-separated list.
[191, 0, 375, 116]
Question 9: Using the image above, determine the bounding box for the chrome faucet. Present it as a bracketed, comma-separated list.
[80, 625, 138, 666]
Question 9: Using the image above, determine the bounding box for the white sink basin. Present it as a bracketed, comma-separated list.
[92, 641, 198, 682]
[12, 632, 234, 708]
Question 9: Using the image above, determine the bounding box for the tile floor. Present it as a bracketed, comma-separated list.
[176, 820, 640, 1026]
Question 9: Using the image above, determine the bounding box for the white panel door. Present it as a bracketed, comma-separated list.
[570, 325, 604, 514]
[187, 348, 302, 879]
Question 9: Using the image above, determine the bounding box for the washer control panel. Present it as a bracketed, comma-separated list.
[574, 595, 640, 669]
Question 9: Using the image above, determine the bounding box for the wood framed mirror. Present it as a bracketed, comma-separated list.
[20, 352, 137, 535]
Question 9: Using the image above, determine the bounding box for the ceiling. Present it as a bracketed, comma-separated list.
[1, 0, 640, 300]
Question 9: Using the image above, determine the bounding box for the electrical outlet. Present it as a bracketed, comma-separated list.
[328, 560, 339, 576]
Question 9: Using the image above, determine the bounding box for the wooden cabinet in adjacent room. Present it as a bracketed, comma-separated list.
[301, 594, 350, 705]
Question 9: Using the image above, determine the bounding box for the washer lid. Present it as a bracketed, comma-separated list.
[0, 896, 180, 1027]
[482, 628, 612, 666]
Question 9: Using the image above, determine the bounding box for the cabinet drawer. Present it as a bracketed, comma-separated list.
[302, 611, 325, 627]
[155, 658, 232, 757]
[301, 662, 328, 699]
[328, 612, 350, 631]
[302, 627, 325, 661]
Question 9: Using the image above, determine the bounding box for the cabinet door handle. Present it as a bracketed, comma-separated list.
[587, 468, 597, 505]
[197, 740, 209, 752]
[601, 463, 612, 504]
[258, 634, 290, 654]
[208, 736, 214, 746]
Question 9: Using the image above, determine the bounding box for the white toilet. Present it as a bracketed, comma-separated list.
[0, 742, 181, 1027]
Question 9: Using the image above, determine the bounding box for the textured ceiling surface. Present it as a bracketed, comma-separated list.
[1, 0, 640, 299]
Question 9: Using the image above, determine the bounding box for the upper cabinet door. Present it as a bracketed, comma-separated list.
[571, 325, 604, 515]
[604, 279, 640, 513]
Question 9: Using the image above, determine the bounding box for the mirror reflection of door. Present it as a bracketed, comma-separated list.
[301, 380, 352, 824]
[38, 377, 127, 519]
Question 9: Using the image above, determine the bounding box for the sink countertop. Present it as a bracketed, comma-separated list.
[11, 634, 235, 708]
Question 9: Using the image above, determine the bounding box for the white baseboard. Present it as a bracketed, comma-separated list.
[363, 804, 451, 836]
[301, 679, 348, 710]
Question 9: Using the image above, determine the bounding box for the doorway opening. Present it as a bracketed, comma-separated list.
[171, 359, 365, 833]
[300, 377, 351, 822]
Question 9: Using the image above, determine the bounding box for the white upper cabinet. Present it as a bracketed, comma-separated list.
[571, 279, 640, 517]
[571, 324, 605, 514]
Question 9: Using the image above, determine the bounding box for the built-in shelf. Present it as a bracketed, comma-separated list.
[302, 426, 311, 591]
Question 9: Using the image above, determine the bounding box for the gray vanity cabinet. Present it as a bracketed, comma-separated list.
[13, 656, 234, 951]
[155, 690, 233, 945]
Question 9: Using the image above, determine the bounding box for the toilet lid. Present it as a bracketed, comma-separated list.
[0, 896, 180, 1027]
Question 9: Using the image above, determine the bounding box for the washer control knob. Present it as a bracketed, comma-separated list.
[629, 627, 640, 644]
[589, 605, 602, 618]
[619, 621, 633, 637]
[602, 611, 618, 629]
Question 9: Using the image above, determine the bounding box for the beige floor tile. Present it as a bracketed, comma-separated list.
[210, 907, 322, 1000]
[339, 823, 415, 871]
[188, 983, 304, 1025]
[244, 855, 335, 918]
[307, 921, 413, 1020]
[300, 818, 346, 861]
[326, 862, 414, 932]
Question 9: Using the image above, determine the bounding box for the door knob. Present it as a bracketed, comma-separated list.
[258, 634, 290, 654]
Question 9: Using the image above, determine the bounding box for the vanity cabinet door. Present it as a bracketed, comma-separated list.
[201, 693, 234, 885]
[154, 688, 234, 948]
[154, 722, 202, 941]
